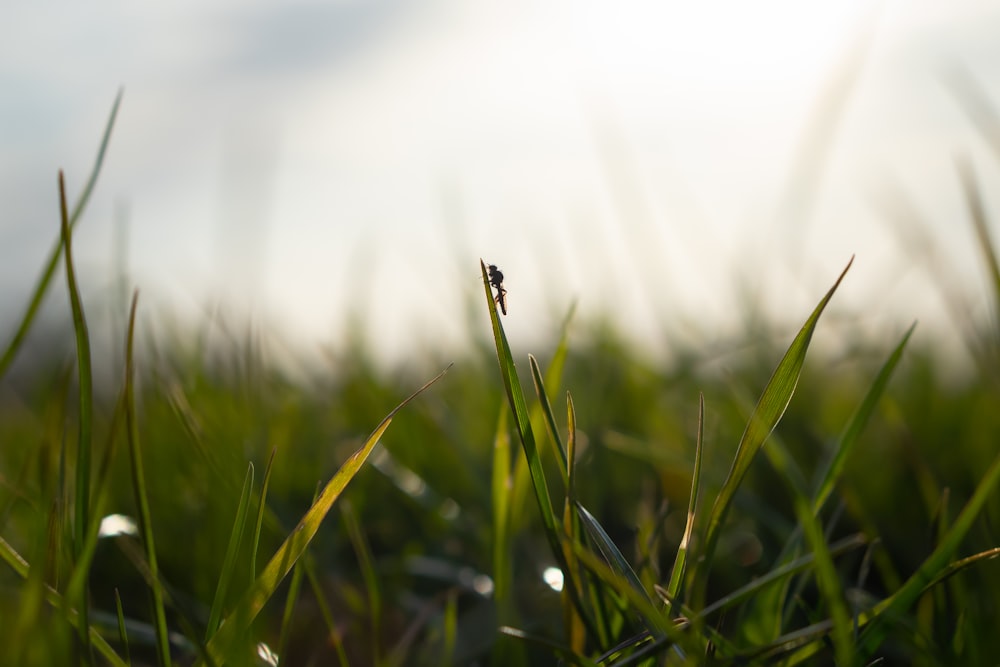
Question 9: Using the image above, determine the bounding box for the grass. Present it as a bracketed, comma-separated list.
[2, 94, 1000, 666]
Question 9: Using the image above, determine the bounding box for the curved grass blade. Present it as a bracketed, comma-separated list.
[124, 292, 172, 667]
[60, 171, 96, 661]
[250, 447, 278, 578]
[205, 463, 255, 641]
[692, 256, 853, 607]
[664, 393, 704, 611]
[200, 364, 451, 665]
[343, 500, 383, 666]
[0, 90, 122, 380]
[529, 354, 569, 486]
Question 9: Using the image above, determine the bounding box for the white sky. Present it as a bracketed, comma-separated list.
[2, 1, 1000, 366]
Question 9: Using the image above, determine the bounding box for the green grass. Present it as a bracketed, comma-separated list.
[3, 93, 1000, 666]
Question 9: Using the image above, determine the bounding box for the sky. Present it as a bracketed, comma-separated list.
[3, 1, 1000, 367]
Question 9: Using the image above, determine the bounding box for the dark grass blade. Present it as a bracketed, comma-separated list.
[201, 365, 451, 665]
[205, 463, 255, 641]
[59, 171, 96, 661]
[692, 256, 853, 607]
[574, 502, 671, 640]
[124, 292, 172, 666]
[114, 589, 131, 666]
[0, 90, 122, 380]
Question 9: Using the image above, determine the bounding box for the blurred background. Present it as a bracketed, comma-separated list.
[3, 0, 1000, 366]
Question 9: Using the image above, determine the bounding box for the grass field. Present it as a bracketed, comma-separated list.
[2, 96, 1000, 666]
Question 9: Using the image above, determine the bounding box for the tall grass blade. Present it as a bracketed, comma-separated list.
[529, 354, 569, 485]
[0, 90, 122, 380]
[205, 462, 255, 641]
[114, 589, 131, 666]
[665, 393, 704, 610]
[692, 256, 853, 606]
[956, 157, 1000, 347]
[200, 364, 451, 665]
[124, 292, 172, 666]
[59, 171, 96, 662]
[250, 447, 277, 578]
[479, 259, 603, 644]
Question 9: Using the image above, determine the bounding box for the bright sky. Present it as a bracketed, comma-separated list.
[2, 1, 1000, 366]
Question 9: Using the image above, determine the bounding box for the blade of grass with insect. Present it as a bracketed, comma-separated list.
[343, 500, 383, 666]
[664, 393, 704, 615]
[124, 291, 172, 667]
[0, 90, 121, 380]
[479, 259, 596, 636]
[200, 364, 451, 665]
[205, 462, 255, 641]
[857, 443, 1000, 659]
[59, 171, 96, 662]
[691, 256, 853, 609]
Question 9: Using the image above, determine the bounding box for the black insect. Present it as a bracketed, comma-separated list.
[487, 263, 508, 315]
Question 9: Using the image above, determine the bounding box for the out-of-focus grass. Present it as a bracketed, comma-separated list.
[3, 94, 1000, 666]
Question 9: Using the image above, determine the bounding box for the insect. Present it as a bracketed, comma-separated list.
[487, 263, 508, 315]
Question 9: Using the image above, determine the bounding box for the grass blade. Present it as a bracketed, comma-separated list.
[692, 256, 853, 607]
[201, 364, 451, 665]
[0, 90, 122, 380]
[250, 447, 278, 578]
[124, 292, 172, 666]
[343, 500, 383, 666]
[529, 354, 569, 486]
[479, 259, 597, 638]
[664, 393, 704, 610]
[205, 462, 255, 641]
[59, 171, 95, 661]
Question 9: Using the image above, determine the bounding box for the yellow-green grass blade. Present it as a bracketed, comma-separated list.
[858, 443, 1000, 658]
[250, 447, 278, 578]
[529, 354, 569, 486]
[0, 90, 122, 380]
[124, 292, 172, 667]
[205, 463, 255, 641]
[812, 322, 916, 516]
[561, 392, 590, 653]
[59, 171, 95, 661]
[664, 393, 704, 613]
[200, 365, 450, 665]
[0, 535, 128, 667]
[693, 256, 853, 607]
[343, 500, 383, 666]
